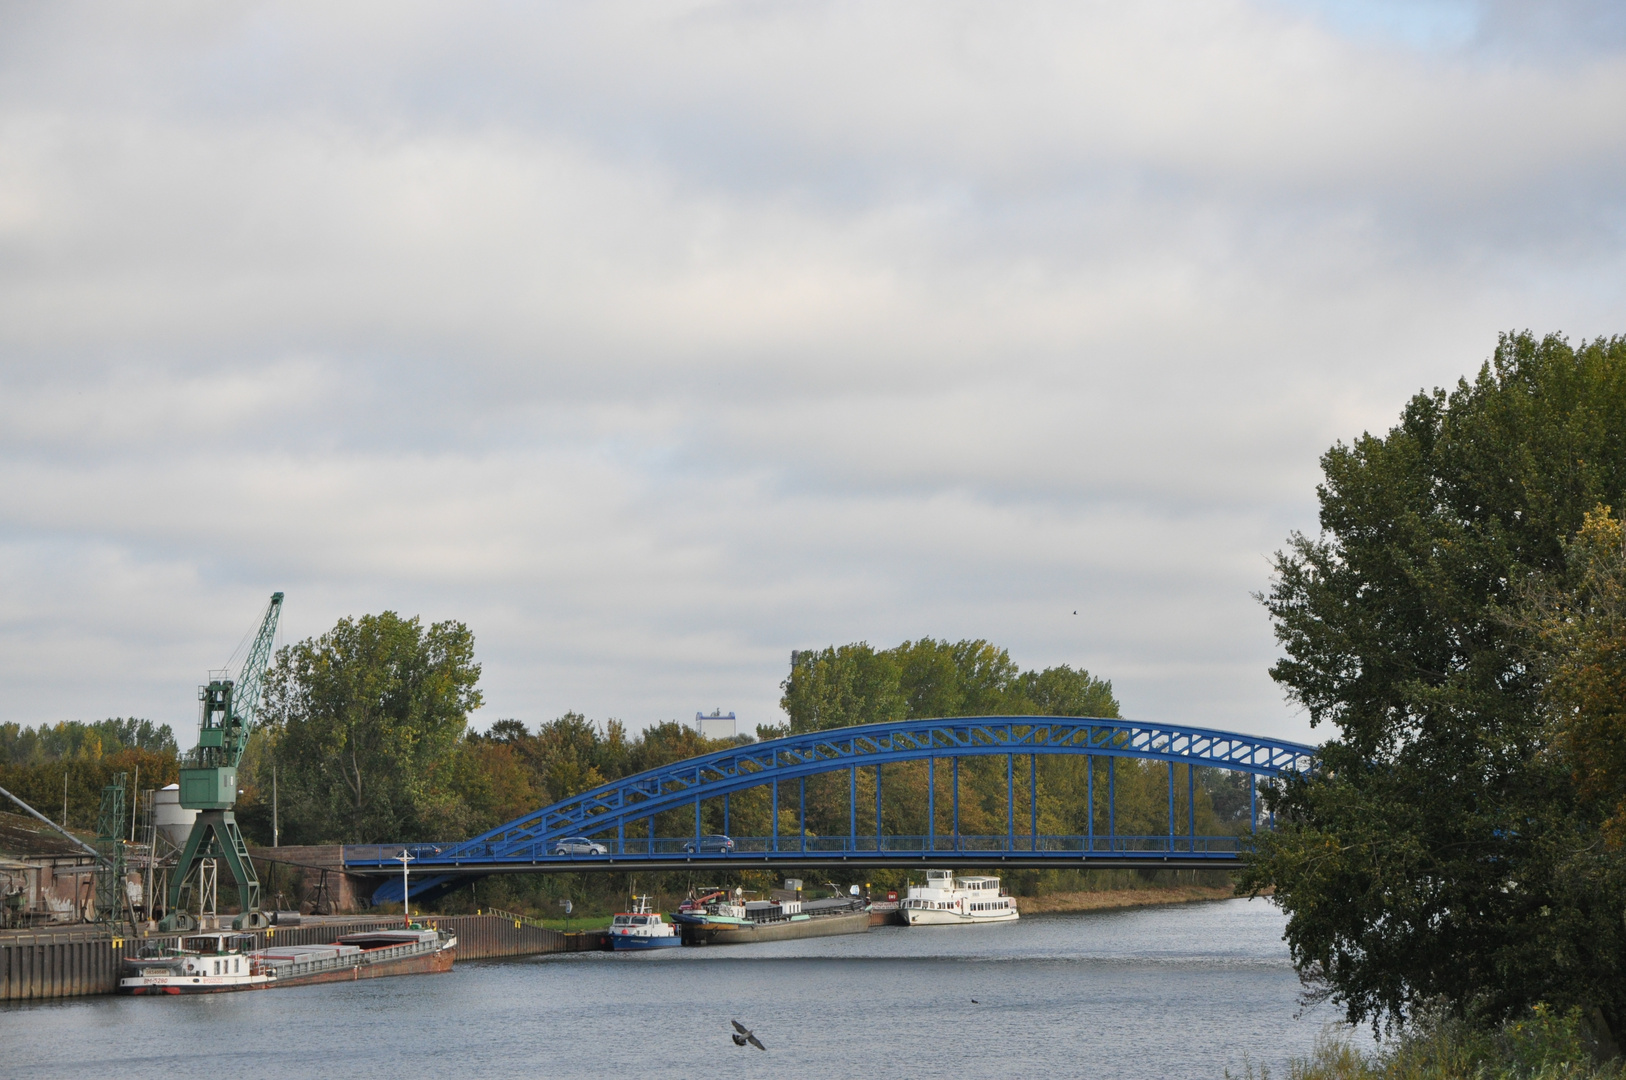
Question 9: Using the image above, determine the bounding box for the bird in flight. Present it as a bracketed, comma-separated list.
[971, 998, 979, 1004]
[731, 1020, 766, 1050]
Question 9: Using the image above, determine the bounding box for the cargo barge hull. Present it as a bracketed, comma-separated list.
[680, 909, 870, 945]
[120, 927, 456, 995]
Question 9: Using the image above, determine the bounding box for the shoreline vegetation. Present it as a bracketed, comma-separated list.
[1017, 883, 1240, 914]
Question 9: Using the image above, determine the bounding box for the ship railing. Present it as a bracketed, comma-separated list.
[477, 907, 552, 931]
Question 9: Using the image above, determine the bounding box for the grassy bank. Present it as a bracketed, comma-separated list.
[530, 915, 613, 933]
[1017, 883, 1238, 914]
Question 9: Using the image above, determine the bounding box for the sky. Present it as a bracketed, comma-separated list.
[2, 1, 1624, 748]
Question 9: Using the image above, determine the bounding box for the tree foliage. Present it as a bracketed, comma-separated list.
[1244, 332, 1626, 1038]
[259, 612, 483, 844]
[1530, 507, 1626, 847]
[0, 718, 177, 765]
[779, 637, 1118, 731]
[0, 719, 180, 832]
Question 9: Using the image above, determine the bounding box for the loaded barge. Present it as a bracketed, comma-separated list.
[674, 887, 870, 945]
[120, 924, 456, 994]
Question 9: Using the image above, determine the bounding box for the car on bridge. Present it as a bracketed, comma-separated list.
[552, 837, 608, 856]
[683, 834, 736, 855]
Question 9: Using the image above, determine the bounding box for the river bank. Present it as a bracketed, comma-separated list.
[1017, 884, 1241, 914]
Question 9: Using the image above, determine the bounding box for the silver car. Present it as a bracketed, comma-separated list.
[552, 837, 608, 856]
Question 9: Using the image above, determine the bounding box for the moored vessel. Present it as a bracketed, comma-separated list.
[609, 896, 682, 950]
[900, 870, 1019, 926]
[119, 924, 457, 994]
[673, 886, 870, 945]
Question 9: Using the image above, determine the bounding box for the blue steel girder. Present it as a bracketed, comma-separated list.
[346, 716, 1313, 868]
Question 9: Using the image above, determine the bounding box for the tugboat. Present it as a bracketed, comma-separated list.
[119, 923, 457, 994]
[899, 870, 1019, 925]
[673, 883, 870, 945]
[608, 896, 682, 950]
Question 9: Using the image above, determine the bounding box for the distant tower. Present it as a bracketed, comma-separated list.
[694, 709, 736, 740]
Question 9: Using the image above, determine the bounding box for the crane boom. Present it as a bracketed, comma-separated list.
[221, 590, 282, 767]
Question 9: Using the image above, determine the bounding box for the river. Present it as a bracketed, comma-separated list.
[7, 897, 1361, 1079]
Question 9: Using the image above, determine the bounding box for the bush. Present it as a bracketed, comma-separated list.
[1231, 1005, 1623, 1080]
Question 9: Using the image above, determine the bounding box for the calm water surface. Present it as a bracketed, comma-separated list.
[6, 898, 1358, 1079]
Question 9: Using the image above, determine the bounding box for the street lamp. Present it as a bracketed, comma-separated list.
[395, 850, 414, 926]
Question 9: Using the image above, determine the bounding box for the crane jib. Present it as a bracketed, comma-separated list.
[178, 592, 284, 811]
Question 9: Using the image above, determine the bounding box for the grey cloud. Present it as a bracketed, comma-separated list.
[1, 2, 1623, 747]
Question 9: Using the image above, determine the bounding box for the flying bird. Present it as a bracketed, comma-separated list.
[971, 998, 979, 1004]
[731, 1020, 766, 1050]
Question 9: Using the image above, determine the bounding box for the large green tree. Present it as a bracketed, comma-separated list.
[1245, 332, 1626, 1037]
[259, 612, 483, 844]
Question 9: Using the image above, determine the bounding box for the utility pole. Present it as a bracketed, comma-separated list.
[62, 772, 68, 827]
[272, 763, 278, 848]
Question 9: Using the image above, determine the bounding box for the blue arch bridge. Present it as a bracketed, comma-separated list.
[344, 716, 1315, 906]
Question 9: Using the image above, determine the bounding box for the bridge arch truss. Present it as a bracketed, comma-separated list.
[346, 717, 1315, 896]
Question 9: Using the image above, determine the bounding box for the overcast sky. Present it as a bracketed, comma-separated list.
[2, 1, 1624, 747]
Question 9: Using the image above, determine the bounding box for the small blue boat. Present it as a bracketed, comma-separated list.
[609, 896, 682, 951]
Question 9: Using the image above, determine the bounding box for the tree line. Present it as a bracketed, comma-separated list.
[3, 623, 1241, 911]
[0, 719, 179, 831]
[246, 623, 1246, 855]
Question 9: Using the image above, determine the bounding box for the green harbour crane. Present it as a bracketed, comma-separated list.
[161, 591, 284, 932]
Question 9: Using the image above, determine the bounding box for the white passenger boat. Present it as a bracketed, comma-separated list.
[899, 870, 1019, 926]
[609, 896, 682, 950]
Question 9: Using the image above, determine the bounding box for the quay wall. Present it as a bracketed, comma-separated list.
[0, 914, 600, 1002]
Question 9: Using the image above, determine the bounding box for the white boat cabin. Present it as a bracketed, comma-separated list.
[899, 870, 1019, 924]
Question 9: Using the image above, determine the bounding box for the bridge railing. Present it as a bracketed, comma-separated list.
[344, 833, 1252, 868]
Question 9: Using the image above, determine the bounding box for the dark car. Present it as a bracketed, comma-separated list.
[682, 834, 735, 854]
[552, 837, 608, 856]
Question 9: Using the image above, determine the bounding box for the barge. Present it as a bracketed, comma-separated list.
[119, 924, 456, 994]
[674, 888, 870, 945]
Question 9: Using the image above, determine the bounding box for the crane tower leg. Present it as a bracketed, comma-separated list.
[161, 811, 267, 931]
